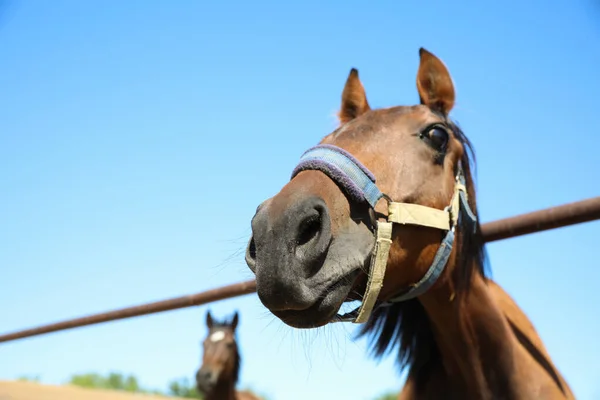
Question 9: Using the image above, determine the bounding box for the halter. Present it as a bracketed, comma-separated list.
[290, 142, 477, 324]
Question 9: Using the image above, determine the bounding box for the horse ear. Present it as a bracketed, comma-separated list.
[231, 311, 239, 331]
[206, 310, 213, 329]
[338, 68, 370, 124]
[416, 48, 455, 116]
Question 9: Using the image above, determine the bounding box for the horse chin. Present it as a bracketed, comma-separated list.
[269, 228, 373, 329]
[270, 268, 361, 329]
[196, 382, 211, 396]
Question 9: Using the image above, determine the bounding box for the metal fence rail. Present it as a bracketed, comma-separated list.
[481, 196, 600, 242]
[1, 196, 599, 345]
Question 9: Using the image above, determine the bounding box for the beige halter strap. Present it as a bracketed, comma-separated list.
[353, 174, 469, 323]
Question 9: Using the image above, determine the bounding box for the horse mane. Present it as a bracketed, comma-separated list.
[356, 118, 491, 387]
[231, 344, 241, 385]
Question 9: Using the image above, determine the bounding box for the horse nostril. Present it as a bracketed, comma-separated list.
[296, 212, 322, 247]
[291, 198, 331, 278]
[198, 371, 214, 386]
[245, 236, 257, 272]
[248, 237, 256, 259]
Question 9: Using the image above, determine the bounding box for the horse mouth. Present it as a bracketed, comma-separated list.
[271, 269, 361, 328]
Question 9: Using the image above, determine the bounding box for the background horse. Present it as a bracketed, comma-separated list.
[195, 310, 260, 400]
[245, 48, 574, 399]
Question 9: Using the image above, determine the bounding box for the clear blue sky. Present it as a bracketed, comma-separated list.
[1, 1, 599, 399]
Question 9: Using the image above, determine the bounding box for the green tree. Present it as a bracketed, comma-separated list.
[17, 375, 41, 382]
[68, 372, 204, 398]
[373, 392, 397, 400]
[69, 373, 107, 389]
[167, 377, 202, 398]
[68, 372, 149, 393]
[66, 371, 275, 399]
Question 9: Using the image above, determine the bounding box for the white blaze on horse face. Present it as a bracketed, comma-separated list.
[209, 330, 226, 342]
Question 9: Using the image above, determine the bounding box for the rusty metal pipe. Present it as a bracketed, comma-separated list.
[481, 196, 600, 242]
[1, 196, 599, 345]
[0, 280, 256, 344]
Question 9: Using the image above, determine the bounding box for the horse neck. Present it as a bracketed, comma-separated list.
[417, 263, 525, 399]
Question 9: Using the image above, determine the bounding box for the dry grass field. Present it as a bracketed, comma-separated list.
[0, 380, 188, 400]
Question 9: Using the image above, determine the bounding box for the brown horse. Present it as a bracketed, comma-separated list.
[245, 48, 575, 399]
[195, 310, 261, 400]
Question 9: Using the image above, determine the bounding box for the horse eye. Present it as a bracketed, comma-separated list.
[422, 126, 449, 152]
